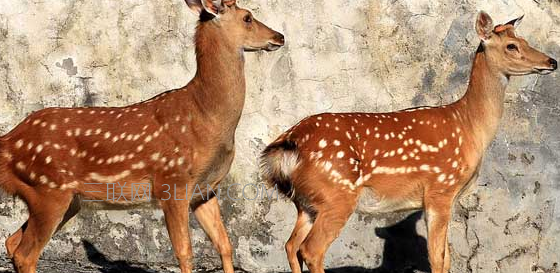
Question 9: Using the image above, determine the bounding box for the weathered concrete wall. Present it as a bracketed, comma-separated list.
[0, 0, 559, 272]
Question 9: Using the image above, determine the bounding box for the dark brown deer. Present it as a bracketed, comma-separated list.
[261, 11, 556, 273]
[0, 0, 284, 272]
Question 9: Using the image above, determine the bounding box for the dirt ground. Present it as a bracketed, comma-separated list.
[0, 257, 427, 273]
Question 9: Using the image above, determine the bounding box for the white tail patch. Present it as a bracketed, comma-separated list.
[279, 151, 299, 177]
[261, 147, 300, 191]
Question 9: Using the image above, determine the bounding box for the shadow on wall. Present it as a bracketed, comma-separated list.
[279, 211, 430, 273]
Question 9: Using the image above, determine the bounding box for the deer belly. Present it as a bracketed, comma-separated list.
[79, 176, 156, 209]
[356, 187, 423, 214]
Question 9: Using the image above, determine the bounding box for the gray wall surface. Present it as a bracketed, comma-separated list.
[1, 0, 559, 272]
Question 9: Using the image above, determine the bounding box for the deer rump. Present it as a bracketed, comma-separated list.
[260, 138, 423, 216]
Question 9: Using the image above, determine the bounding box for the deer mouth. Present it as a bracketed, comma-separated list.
[534, 60, 557, 74]
[243, 43, 282, 52]
[534, 68, 555, 75]
[244, 46, 259, 52]
[265, 42, 283, 51]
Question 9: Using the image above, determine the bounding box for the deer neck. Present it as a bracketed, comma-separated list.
[189, 22, 246, 128]
[455, 46, 508, 152]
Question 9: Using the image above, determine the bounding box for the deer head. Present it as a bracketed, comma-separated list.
[185, 0, 285, 51]
[476, 11, 557, 76]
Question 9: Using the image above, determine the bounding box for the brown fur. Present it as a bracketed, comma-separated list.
[0, 1, 284, 273]
[261, 11, 556, 273]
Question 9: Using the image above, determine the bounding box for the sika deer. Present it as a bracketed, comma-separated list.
[261, 11, 556, 273]
[1, 1, 284, 272]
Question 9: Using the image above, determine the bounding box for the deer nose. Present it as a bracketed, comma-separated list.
[273, 33, 285, 45]
[549, 58, 558, 70]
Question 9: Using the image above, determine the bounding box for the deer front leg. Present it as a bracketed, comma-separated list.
[444, 235, 451, 272]
[161, 197, 193, 273]
[425, 202, 452, 273]
[193, 196, 234, 273]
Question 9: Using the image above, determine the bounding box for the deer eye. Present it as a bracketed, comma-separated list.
[507, 44, 518, 51]
[243, 15, 252, 23]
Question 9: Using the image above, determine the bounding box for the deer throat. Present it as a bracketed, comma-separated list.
[454, 51, 508, 152]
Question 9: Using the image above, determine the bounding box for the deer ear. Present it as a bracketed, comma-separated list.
[476, 11, 494, 41]
[185, 0, 234, 16]
[201, 0, 225, 16]
[202, 0, 236, 16]
[505, 14, 524, 29]
[185, 0, 205, 14]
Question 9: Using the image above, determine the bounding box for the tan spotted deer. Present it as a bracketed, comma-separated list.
[0, 0, 284, 272]
[261, 11, 556, 273]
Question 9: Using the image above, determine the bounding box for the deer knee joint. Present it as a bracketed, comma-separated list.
[285, 241, 294, 255]
[299, 243, 318, 266]
[174, 248, 193, 261]
[218, 241, 232, 257]
[12, 250, 33, 270]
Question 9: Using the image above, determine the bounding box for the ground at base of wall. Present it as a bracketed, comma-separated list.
[0, 257, 224, 273]
[0, 257, 429, 273]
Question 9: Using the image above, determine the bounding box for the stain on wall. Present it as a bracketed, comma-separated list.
[0, 0, 559, 272]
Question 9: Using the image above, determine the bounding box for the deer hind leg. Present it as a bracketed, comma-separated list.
[6, 195, 81, 259]
[425, 199, 452, 273]
[193, 196, 234, 273]
[161, 197, 193, 273]
[299, 197, 357, 273]
[285, 206, 313, 273]
[6, 222, 26, 259]
[12, 191, 74, 273]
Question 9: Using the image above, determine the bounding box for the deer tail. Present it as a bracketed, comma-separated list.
[260, 138, 300, 199]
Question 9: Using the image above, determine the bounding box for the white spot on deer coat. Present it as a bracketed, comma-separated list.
[88, 170, 131, 183]
[132, 161, 146, 170]
[39, 175, 48, 184]
[337, 151, 345, 158]
[16, 162, 26, 171]
[177, 157, 185, 165]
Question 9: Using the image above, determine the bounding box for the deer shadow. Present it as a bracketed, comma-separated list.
[279, 211, 430, 273]
[0, 240, 154, 273]
[82, 240, 154, 273]
[372, 211, 430, 273]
